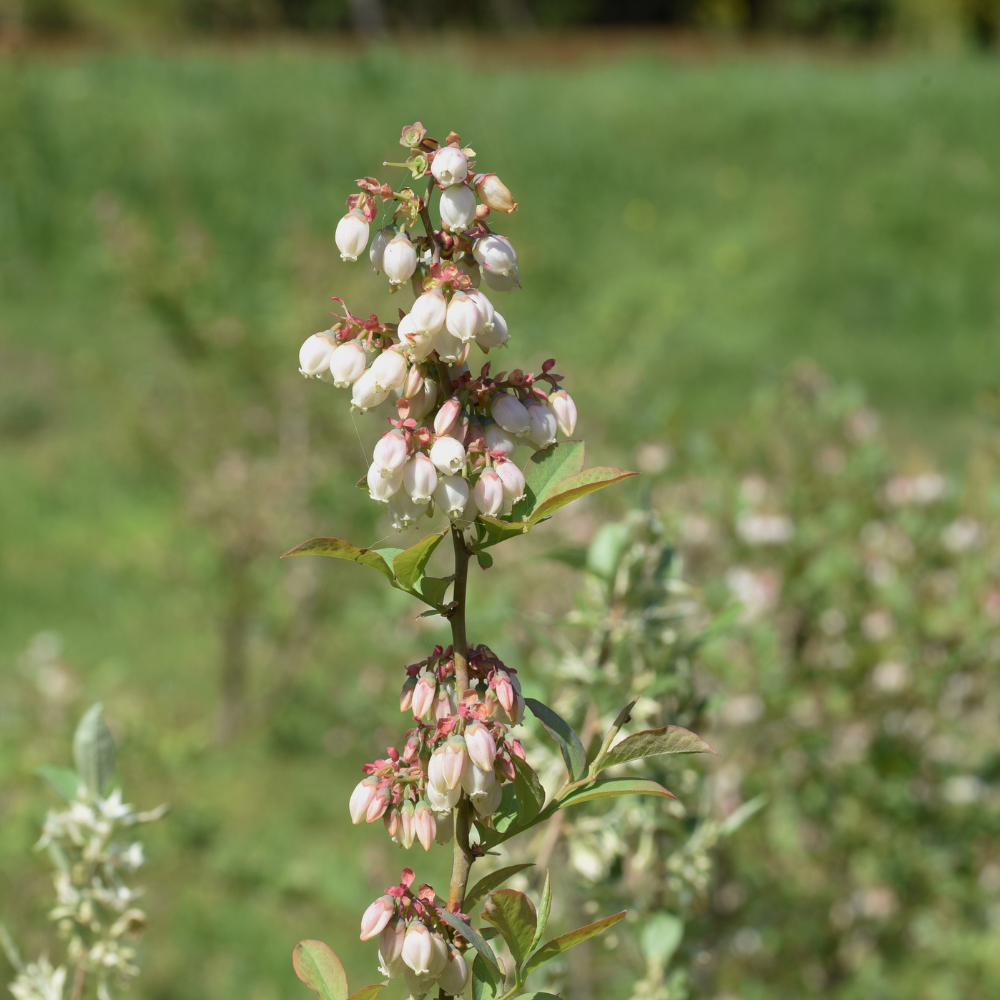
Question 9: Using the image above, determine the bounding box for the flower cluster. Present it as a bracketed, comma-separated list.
[358, 870, 469, 997]
[297, 123, 577, 531]
[350, 644, 527, 848]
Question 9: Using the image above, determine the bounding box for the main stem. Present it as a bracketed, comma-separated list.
[447, 527, 474, 912]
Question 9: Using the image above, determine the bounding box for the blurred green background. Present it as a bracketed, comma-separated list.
[1, 34, 999, 1000]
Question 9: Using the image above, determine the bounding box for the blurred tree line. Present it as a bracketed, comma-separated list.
[1, 0, 998, 47]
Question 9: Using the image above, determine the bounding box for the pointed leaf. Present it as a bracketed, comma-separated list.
[471, 955, 501, 1000]
[512, 755, 545, 826]
[596, 726, 717, 772]
[558, 778, 675, 808]
[527, 467, 639, 526]
[73, 704, 115, 797]
[392, 530, 448, 590]
[37, 765, 81, 801]
[523, 911, 626, 975]
[407, 575, 452, 609]
[490, 784, 520, 835]
[436, 909, 502, 982]
[590, 699, 639, 769]
[347, 987, 384, 1000]
[512, 441, 586, 520]
[465, 864, 535, 910]
[640, 912, 683, 965]
[525, 699, 586, 782]
[281, 536, 395, 583]
[476, 516, 530, 549]
[293, 940, 348, 1000]
[529, 870, 552, 956]
[481, 889, 537, 966]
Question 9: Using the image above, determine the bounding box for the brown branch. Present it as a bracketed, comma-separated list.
[69, 965, 85, 1000]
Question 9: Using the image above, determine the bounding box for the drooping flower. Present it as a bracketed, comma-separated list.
[431, 146, 469, 188]
[336, 209, 370, 262]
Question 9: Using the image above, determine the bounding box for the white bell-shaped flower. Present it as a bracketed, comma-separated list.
[352, 369, 390, 412]
[439, 184, 477, 231]
[407, 377, 438, 421]
[461, 759, 496, 799]
[464, 722, 497, 772]
[367, 461, 402, 502]
[476, 311, 509, 352]
[403, 454, 438, 504]
[473, 234, 518, 276]
[388, 492, 426, 531]
[495, 458, 526, 503]
[430, 435, 466, 476]
[471, 776, 503, 818]
[379, 917, 406, 970]
[383, 232, 417, 287]
[446, 292, 483, 344]
[401, 923, 434, 976]
[370, 226, 395, 273]
[370, 349, 408, 392]
[431, 146, 469, 188]
[299, 332, 336, 376]
[549, 389, 578, 437]
[482, 265, 521, 293]
[428, 933, 449, 978]
[372, 430, 408, 478]
[466, 289, 495, 331]
[411, 289, 447, 335]
[335, 209, 370, 262]
[328, 340, 367, 386]
[525, 401, 558, 448]
[426, 781, 461, 812]
[432, 325, 466, 364]
[491, 393, 530, 436]
[434, 475, 470, 519]
[439, 949, 469, 996]
[473, 468, 504, 517]
[484, 421, 516, 455]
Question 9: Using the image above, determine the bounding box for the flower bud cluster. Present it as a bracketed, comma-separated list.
[358, 869, 470, 999]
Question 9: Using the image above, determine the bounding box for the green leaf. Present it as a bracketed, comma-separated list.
[481, 889, 537, 966]
[641, 912, 683, 966]
[559, 778, 676, 808]
[490, 784, 520, 835]
[392, 530, 448, 590]
[436, 909, 502, 982]
[73, 704, 115, 797]
[465, 864, 536, 910]
[529, 870, 552, 956]
[477, 550, 494, 569]
[512, 441, 586, 520]
[346, 987, 384, 1000]
[585, 521, 632, 581]
[525, 699, 586, 782]
[523, 911, 627, 976]
[518, 994, 562, 1000]
[476, 516, 530, 549]
[719, 793, 768, 837]
[590, 699, 639, 769]
[511, 756, 545, 826]
[527, 467, 639, 527]
[292, 940, 348, 1000]
[472, 955, 501, 1000]
[407, 575, 452, 609]
[37, 765, 81, 801]
[281, 536, 395, 584]
[595, 726, 717, 773]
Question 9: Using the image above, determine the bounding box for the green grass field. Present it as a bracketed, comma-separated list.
[1, 45, 999, 1000]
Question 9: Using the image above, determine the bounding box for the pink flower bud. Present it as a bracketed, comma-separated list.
[484, 421, 516, 455]
[430, 435, 466, 476]
[491, 393, 530, 436]
[472, 777, 503, 818]
[388, 492, 426, 532]
[434, 688, 453, 721]
[473, 468, 504, 517]
[411, 289, 447, 335]
[549, 389, 577, 437]
[482, 265, 521, 293]
[431, 146, 469, 188]
[371, 349, 409, 392]
[473, 234, 518, 276]
[432, 325, 466, 364]
[476, 311, 509, 352]
[336, 209, 370, 262]
[370, 226, 395, 273]
[464, 722, 497, 772]
[439, 948, 469, 996]
[525, 402, 558, 448]
[446, 292, 482, 344]
[428, 933, 449, 977]
[439, 185, 477, 231]
[403, 454, 438, 505]
[427, 781, 460, 812]
[399, 800, 416, 850]
[402, 922, 434, 975]
[373, 430, 408, 478]
[447, 415, 469, 444]
[399, 676, 416, 713]
[412, 672, 437, 720]
[379, 916, 406, 970]
[360, 895, 394, 941]
[329, 340, 367, 387]
[367, 461, 402, 502]
[349, 776, 378, 825]
[366, 785, 390, 823]
[474, 173, 517, 214]
[352, 369, 391, 412]
[299, 332, 336, 376]
[408, 377, 438, 421]
[495, 459, 526, 503]
[383, 805, 400, 840]
[402, 364, 425, 400]
[414, 800, 436, 851]
[435, 736, 469, 791]
[384, 232, 417, 287]
[434, 475, 470, 519]
[495, 672, 515, 713]
[434, 398, 462, 437]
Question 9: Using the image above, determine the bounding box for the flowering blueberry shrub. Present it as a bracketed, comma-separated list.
[1, 707, 165, 1000]
[285, 123, 717, 1000]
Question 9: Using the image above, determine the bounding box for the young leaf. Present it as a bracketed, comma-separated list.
[471, 954, 501, 1000]
[476, 516, 530, 549]
[482, 889, 537, 966]
[491, 784, 520, 835]
[511, 755, 545, 826]
[558, 777, 676, 808]
[640, 912, 683, 966]
[346, 987, 384, 1000]
[407, 575, 452, 609]
[523, 911, 627, 975]
[392, 530, 448, 590]
[595, 725, 717, 772]
[36, 764, 81, 801]
[281, 536, 395, 584]
[436, 909, 503, 982]
[292, 940, 348, 1000]
[465, 863, 535, 910]
[512, 441, 586, 520]
[529, 869, 552, 955]
[590, 699, 639, 769]
[527, 467, 639, 527]
[525, 699, 586, 782]
[73, 704, 115, 797]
